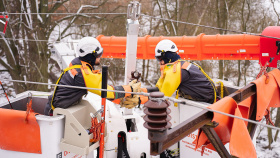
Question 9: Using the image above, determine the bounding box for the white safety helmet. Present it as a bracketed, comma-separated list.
[155, 39, 178, 61]
[77, 37, 103, 58]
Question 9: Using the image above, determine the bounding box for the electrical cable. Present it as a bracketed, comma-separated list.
[0, 38, 55, 42]
[0, 79, 150, 96]
[105, 148, 117, 151]
[6, 12, 127, 15]
[1, 13, 280, 42]
[165, 97, 280, 131]
[141, 14, 280, 40]
[2, 78, 280, 131]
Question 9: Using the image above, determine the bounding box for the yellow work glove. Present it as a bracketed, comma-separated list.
[120, 80, 142, 109]
[128, 79, 141, 93]
[120, 95, 140, 109]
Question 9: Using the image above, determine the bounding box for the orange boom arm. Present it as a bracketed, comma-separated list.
[97, 26, 280, 68]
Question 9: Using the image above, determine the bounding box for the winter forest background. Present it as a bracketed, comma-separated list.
[1, 0, 280, 157]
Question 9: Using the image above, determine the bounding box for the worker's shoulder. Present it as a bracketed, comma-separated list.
[70, 57, 82, 65]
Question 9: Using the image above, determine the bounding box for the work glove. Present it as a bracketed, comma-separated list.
[120, 95, 141, 109]
[120, 80, 142, 109]
[128, 79, 141, 93]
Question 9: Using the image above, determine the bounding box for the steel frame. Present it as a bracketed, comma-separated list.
[148, 83, 257, 157]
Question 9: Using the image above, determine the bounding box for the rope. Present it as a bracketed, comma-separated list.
[192, 62, 217, 103]
[216, 81, 224, 98]
[89, 117, 102, 143]
[2, 78, 280, 131]
[256, 62, 269, 79]
[256, 62, 270, 84]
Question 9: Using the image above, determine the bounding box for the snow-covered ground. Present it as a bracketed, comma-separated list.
[256, 110, 280, 158]
[257, 125, 280, 158]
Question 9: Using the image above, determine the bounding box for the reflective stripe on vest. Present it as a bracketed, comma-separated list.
[181, 61, 191, 70]
[68, 63, 78, 79]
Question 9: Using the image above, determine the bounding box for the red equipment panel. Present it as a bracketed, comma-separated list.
[260, 26, 280, 68]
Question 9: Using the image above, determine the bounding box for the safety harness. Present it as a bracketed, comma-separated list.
[50, 65, 82, 110]
[192, 62, 218, 103]
[172, 60, 218, 104]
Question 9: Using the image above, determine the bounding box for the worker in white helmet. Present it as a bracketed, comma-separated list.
[120, 39, 217, 108]
[44, 37, 140, 115]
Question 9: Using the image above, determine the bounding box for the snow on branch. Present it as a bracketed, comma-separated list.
[70, 5, 98, 24]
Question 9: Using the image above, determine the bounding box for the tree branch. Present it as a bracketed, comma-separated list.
[157, 0, 170, 35]
[193, 0, 211, 36]
[271, 0, 280, 25]
[48, 0, 70, 13]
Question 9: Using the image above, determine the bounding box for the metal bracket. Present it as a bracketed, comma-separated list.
[131, 70, 141, 81]
[148, 110, 214, 155]
[203, 121, 219, 128]
[229, 83, 256, 103]
[145, 83, 258, 157]
[201, 127, 231, 158]
[127, 1, 141, 21]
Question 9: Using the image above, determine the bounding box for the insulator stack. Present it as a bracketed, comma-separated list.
[143, 92, 172, 142]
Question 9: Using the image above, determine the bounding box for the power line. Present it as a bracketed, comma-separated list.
[0, 37, 75, 43]
[7, 12, 127, 15]
[1, 13, 280, 43]
[0, 37, 54, 42]
[141, 14, 280, 40]
[1, 79, 149, 96]
[2, 78, 280, 131]
[1, 14, 280, 42]
[168, 97, 280, 131]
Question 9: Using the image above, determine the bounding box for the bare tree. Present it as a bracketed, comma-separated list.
[0, 0, 127, 93]
[271, 0, 280, 26]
